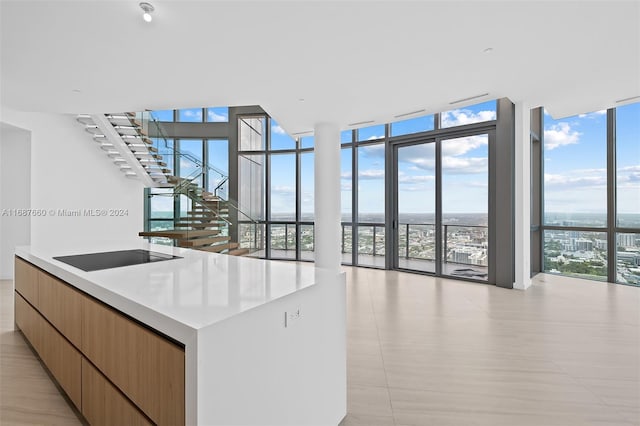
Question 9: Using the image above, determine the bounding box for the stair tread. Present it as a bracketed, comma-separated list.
[195, 242, 240, 253]
[228, 248, 250, 256]
[139, 229, 220, 238]
[178, 236, 231, 247]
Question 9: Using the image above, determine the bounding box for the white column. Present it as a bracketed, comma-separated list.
[514, 102, 532, 290]
[314, 122, 341, 271]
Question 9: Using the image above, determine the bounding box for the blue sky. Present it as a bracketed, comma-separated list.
[543, 103, 640, 219]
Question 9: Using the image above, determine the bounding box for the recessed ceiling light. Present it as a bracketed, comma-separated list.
[483, 47, 494, 54]
[72, 89, 82, 93]
[139, 2, 154, 22]
[449, 93, 490, 105]
[298, 98, 305, 102]
[347, 120, 375, 126]
[394, 109, 426, 119]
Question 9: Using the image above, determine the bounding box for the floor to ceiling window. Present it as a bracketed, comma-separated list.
[395, 141, 436, 273]
[440, 134, 489, 280]
[541, 102, 639, 285]
[615, 103, 640, 285]
[356, 127, 386, 268]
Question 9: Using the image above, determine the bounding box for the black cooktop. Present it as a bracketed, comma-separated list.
[53, 249, 182, 272]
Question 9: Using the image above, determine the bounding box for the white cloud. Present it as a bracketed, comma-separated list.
[544, 122, 581, 150]
[359, 169, 385, 180]
[441, 135, 487, 157]
[182, 109, 202, 119]
[397, 135, 487, 176]
[442, 156, 488, 174]
[398, 174, 435, 184]
[341, 171, 352, 179]
[361, 144, 385, 158]
[617, 165, 640, 187]
[578, 110, 606, 118]
[441, 108, 496, 127]
[341, 182, 352, 191]
[544, 173, 607, 188]
[367, 135, 384, 141]
[208, 111, 228, 122]
[272, 124, 286, 135]
[271, 185, 295, 194]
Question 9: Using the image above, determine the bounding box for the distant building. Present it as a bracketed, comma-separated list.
[618, 252, 640, 267]
[575, 239, 593, 251]
[617, 234, 637, 248]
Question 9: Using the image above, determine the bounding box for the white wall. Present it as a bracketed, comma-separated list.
[1, 107, 145, 256]
[0, 123, 31, 279]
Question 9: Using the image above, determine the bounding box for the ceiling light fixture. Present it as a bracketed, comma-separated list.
[347, 120, 375, 126]
[139, 2, 154, 22]
[449, 93, 490, 105]
[483, 47, 494, 54]
[394, 109, 426, 119]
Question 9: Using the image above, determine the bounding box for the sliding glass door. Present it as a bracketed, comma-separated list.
[393, 132, 489, 281]
[394, 141, 436, 273]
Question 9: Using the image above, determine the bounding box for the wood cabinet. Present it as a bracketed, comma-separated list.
[15, 257, 39, 307]
[14, 291, 82, 410]
[14, 257, 185, 426]
[82, 358, 153, 426]
[38, 272, 83, 348]
[82, 296, 185, 426]
[14, 292, 42, 353]
[39, 312, 82, 409]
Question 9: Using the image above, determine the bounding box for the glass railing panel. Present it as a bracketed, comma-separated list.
[398, 223, 436, 273]
[270, 223, 296, 259]
[239, 222, 265, 257]
[300, 224, 314, 261]
[341, 224, 353, 265]
[543, 230, 607, 281]
[357, 224, 385, 268]
[442, 225, 488, 280]
[616, 233, 640, 286]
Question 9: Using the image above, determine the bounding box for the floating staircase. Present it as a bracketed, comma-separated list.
[76, 112, 254, 256]
[76, 112, 172, 186]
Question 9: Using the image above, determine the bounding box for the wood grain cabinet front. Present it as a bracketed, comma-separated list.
[38, 272, 83, 348]
[15, 291, 82, 410]
[38, 313, 82, 410]
[15, 257, 39, 308]
[14, 292, 42, 354]
[82, 296, 185, 426]
[81, 358, 153, 426]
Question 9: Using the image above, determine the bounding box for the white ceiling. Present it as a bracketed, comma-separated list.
[1, 0, 639, 134]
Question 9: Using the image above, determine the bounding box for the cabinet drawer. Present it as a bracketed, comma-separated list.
[39, 315, 82, 410]
[15, 257, 39, 308]
[15, 291, 82, 410]
[82, 358, 153, 426]
[38, 272, 83, 348]
[15, 292, 42, 353]
[82, 297, 185, 426]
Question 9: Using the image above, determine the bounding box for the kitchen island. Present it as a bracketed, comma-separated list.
[14, 243, 346, 426]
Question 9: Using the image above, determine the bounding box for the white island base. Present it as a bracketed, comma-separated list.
[15, 243, 347, 426]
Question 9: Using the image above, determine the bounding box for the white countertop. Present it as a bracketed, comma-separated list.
[15, 242, 320, 343]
